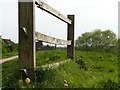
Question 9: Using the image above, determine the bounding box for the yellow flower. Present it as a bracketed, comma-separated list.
[64, 83, 68, 87]
[18, 79, 23, 84]
[64, 80, 67, 83]
[25, 78, 30, 84]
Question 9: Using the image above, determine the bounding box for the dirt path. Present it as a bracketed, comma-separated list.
[0, 55, 18, 64]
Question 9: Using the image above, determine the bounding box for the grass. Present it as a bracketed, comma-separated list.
[2, 52, 18, 59]
[1, 59, 19, 88]
[1, 50, 119, 88]
[36, 49, 67, 66]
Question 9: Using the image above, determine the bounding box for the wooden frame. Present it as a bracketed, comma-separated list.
[18, 0, 74, 78]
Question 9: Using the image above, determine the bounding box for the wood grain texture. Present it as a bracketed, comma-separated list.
[18, 0, 36, 79]
[67, 15, 75, 60]
[35, 0, 71, 24]
[18, 0, 75, 79]
[35, 31, 71, 45]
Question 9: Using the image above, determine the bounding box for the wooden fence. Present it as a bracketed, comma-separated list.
[18, 0, 75, 79]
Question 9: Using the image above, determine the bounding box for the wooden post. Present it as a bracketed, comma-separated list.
[18, 0, 36, 79]
[67, 15, 74, 60]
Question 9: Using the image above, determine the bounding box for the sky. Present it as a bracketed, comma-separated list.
[0, 0, 119, 43]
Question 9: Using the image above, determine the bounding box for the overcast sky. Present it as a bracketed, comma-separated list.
[0, 0, 119, 43]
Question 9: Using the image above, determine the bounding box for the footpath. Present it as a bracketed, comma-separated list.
[0, 56, 18, 64]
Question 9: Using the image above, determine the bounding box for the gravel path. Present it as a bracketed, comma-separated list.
[0, 55, 18, 64]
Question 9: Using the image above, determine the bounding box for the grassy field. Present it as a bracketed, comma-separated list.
[2, 52, 18, 59]
[1, 50, 119, 88]
[36, 50, 67, 66]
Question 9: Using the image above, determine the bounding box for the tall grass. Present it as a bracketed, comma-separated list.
[1, 50, 119, 88]
[36, 49, 67, 66]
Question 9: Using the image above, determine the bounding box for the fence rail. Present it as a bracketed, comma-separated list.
[35, 0, 72, 24]
[35, 31, 71, 45]
[19, 0, 74, 79]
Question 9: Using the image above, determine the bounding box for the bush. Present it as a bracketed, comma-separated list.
[2, 44, 18, 58]
[75, 57, 87, 70]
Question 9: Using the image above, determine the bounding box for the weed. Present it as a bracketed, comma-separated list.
[75, 58, 87, 70]
[1, 50, 118, 88]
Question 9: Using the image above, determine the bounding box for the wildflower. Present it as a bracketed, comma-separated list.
[18, 79, 23, 84]
[64, 83, 68, 87]
[25, 78, 30, 84]
[64, 80, 67, 83]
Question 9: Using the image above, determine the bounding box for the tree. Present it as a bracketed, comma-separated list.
[75, 32, 93, 50]
[75, 29, 117, 52]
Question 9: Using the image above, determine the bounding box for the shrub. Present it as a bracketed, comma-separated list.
[75, 58, 87, 70]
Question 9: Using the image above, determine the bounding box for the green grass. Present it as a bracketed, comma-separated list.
[36, 49, 67, 66]
[1, 50, 119, 88]
[1, 59, 19, 88]
[2, 52, 18, 59]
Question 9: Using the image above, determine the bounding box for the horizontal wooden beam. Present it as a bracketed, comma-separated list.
[35, 31, 71, 45]
[35, 0, 72, 24]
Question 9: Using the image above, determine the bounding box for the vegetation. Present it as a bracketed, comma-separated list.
[0, 36, 18, 58]
[0, 36, 2, 58]
[2, 43, 18, 58]
[75, 29, 118, 54]
[1, 59, 18, 88]
[1, 50, 119, 88]
[36, 49, 67, 66]
[1, 37, 18, 58]
[1, 29, 119, 88]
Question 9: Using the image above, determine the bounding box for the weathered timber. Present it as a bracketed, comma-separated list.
[35, 31, 71, 45]
[35, 0, 71, 24]
[67, 15, 74, 60]
[18, 0, 36, 79]
[18, 0, 75, 79]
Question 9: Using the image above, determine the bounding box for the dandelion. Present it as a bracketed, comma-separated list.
[18, 79, 23, 84]
[64, 80, 68, 87]
[25, 78, 30, 84]
[64, 80, 67, 83]
[64, 83, 68, 87]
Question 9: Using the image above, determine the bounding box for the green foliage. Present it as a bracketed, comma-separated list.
[1, 37, 18, 58]
[75, 29, 118, 54]
[118, 39, 120, 55]
[36, 49, 67, 66]
[97, 79, 119, 88]
[2, 59, 19, 88]
[75, 57, 87, 70]
[35, 67, 64, 88]
[0, 36, 2, 58]
[2, 43, 18, 58]
[1, 50, 119, 88]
